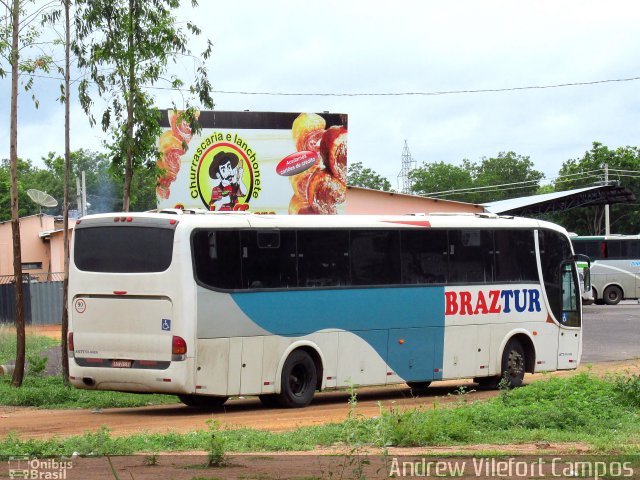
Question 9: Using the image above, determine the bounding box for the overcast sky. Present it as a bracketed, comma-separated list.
[2, 0, 640, 192]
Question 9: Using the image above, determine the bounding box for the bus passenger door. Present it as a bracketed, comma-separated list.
[557, 262, 581, 369]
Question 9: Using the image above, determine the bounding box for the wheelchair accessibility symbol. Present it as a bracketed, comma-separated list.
[162, 319, 171, 331]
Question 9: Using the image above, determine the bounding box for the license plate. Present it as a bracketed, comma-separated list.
[112, 360, 132, 368]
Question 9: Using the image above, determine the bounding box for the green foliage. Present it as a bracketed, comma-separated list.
[26, 353, 47, 376]
[73, 0, 214, 210]
[410, 152, 543, 204]
[0, 158, 41, 220]
[0, 374, 179, 408]
[347, 162, 393, 192]
[205, 420, 226, 467]
[0, 149, 158, 220]
[547, 142, 640, 234]
[410, 161, 473, 198]
[0, 330, 59, 364]
[1, 373, 638, 457]
[612, 373, 640, 407]
[471, 152, 544, 203]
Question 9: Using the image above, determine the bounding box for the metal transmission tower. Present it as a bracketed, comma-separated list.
[397, 140, 416, 194]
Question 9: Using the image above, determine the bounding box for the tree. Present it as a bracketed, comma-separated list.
[470, 152, 544, 204]
[0, 158, 42, 221]
[73, 0, 214, 211]
[549, 142, 640, 235]
[1, 0, 53, 387]
[347, 162, 393, 191]
[410, 152, 544, 204]
[410, 161, 473, 199]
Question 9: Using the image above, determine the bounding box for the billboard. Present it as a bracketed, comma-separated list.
[157, 110, 348, 214]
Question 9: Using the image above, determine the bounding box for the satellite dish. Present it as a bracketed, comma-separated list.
[27, 189, 58, 209]
[27, 189, 58, 229]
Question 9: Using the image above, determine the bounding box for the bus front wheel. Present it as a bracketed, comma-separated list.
[603, 285, 622, 305]
[276, 350, 317, 408]
[500, 339, 526, 388]
[178, 394, 228, 409]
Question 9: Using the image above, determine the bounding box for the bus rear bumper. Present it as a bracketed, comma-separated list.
[69, 361, 191, 394]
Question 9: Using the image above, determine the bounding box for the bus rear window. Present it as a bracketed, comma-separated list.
[74, 226, 175, 273]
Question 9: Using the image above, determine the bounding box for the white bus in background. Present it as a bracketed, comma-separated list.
[67, 211, 585, 408]
[571, 235, 640, 305]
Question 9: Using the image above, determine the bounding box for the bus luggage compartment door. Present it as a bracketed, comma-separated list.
[387, 327, 440, 382]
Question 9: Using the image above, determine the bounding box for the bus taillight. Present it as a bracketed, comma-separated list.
[68, 332, 74, 358]
[172, 336, 187, 361]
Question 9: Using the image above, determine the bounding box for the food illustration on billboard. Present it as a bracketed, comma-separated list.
[157, 110, 198, 200]
[156, 110, 348, 214]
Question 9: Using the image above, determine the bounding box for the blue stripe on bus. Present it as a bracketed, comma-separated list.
[230, 287, 445, 382]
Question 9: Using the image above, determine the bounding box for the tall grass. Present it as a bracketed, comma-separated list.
[0, 329, 178, 408]
[0, 327, 59, 365]
[0, 375, 179, 408]
[0, 372, 638, 457]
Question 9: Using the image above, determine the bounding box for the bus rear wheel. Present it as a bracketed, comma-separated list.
[178, 394, 228, 409]
[500, 339, 526, 388]
[603, 285, 622, 305]
[276, 350, 317, 408]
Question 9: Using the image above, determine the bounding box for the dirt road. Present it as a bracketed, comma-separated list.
[1, 360, 637, 440]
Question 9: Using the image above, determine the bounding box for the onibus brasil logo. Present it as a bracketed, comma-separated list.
[190, 132, 261, 211]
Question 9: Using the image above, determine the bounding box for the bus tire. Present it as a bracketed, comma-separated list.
[407, 381, 431, 393]
[276, 350, 317, 408]
[603, 285, 622, 305]
[178, 394, 228, 409]
[500, 339, 526, 388]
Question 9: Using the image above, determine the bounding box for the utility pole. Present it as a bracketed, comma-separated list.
[81, 171, 87, 217]
[604, 163, 610, 235]
[76, 172, 88, 217]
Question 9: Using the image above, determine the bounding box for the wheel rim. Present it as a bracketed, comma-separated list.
[288, 364, 310, 397]
[506, 349, 524, 379]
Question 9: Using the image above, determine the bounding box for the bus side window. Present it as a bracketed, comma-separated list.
[350, 230, 401, 286]
[448, 230, 493, 284]
[400, 230, 448, 284]
[193, 230, 242, 290]
[241, 230, 297, 289]
[494, 230, 537, 282]
[298, 230, 350, 287]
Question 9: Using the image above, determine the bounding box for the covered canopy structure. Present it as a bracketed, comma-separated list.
[483, 185, 635, 216]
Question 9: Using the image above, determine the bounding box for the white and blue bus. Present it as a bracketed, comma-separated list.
[571, 234, 640, 305]
[68, 211, 584, 408]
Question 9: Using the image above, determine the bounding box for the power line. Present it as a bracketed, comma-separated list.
[18, 72, 640, 97]
[424, 170, 640, 199]
[422, 169, 607, 197]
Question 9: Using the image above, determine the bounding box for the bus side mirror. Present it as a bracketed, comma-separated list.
[573, 254, 592, 298]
